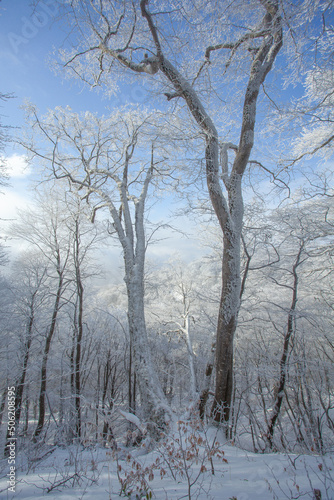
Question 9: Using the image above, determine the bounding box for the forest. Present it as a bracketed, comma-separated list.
[0, 0, 333, 498]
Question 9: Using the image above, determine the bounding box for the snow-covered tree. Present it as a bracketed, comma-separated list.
[54, 0, 284, 424]
[22, 106, 177, 431]
[233, 196, 334, 452]
[11, 195, 73, 439]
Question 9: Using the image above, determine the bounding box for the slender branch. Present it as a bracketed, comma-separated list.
[287, 134, 334, 165]
[140, 0, 162, 57]
[249, 159, 291, 195]
[205, 28, 269, 70]
[64, 46, 100, 68]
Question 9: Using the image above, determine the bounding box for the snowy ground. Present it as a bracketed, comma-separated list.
[0, 428, 333, 499]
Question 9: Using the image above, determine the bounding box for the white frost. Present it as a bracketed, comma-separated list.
[119, 409, 145, 432]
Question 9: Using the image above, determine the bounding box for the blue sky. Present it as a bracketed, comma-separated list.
[0, 0, 146, 131]
[1, 0, 78, 124]
[0, 0, 204, 264]
[0, 2, 147, 208]
[0, 1, 75, 223]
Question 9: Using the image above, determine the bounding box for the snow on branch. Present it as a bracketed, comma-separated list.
[119, 410, 146, 433]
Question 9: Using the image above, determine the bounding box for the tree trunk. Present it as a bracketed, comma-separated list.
[266, 242, 303, 448]
[14, 304, 34, 427]
[184, 315, 198, 401]
[101, 353, 112, 446]
[128, 341, 136, 414]
[5, 300, 35, 454]
[95, 364, 100, 442]
[126, 274, 167, 430]
[211, 225, 242, 424]
[73, 217, 84, 440]
[74, 276, 84, 439]
[199, 350, 214, 421]
[69, 327, 75, 439]
[23, 391, 29, 435]
[114, 151, 170, 431]
[34, 272, 63, 439]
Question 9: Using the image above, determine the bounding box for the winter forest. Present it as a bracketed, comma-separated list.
[0, 0, 334, 498]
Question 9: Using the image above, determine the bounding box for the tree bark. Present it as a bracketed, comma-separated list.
[101, 355, 112, 446]
[14, 299, 35, 427]
[34, 271, 63, 439]
[5, 295, 35, 454]
[199, 352, 214, 421]
[126, 271, 167, 429]
[128, 341, 136, 414]
[266, 242, 304, 448]
[211, 229, 242, 423]
[74, 218, 84, 440]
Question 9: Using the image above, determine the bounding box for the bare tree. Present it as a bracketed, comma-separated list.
[65, 194, 101, 441]
[265, 201, 334, 449]
[11, 193, 73, 439]
[54, 0, 284, 424]
[3, 255, 49, 456]
[22, 107, 174, 430]
[232, 197, 334, 452]
[12, 257, 49, 430]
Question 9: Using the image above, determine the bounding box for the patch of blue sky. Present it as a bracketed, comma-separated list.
[0, 0, 151, 131]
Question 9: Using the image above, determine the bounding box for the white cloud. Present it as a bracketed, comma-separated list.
[5, 154, 31, 178]
[0, 190, 34, 263]
[0, 190, 31, 221]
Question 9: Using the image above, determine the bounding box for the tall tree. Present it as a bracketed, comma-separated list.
[22, 107, 174, 430]
[56, 0, 283, 424]
[3, 254, 48, 455]
[12, 256, 48, 430]
[12, 193, 72, 439]
[265, 200, 334, 449]
[65, 194, 101, 441]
